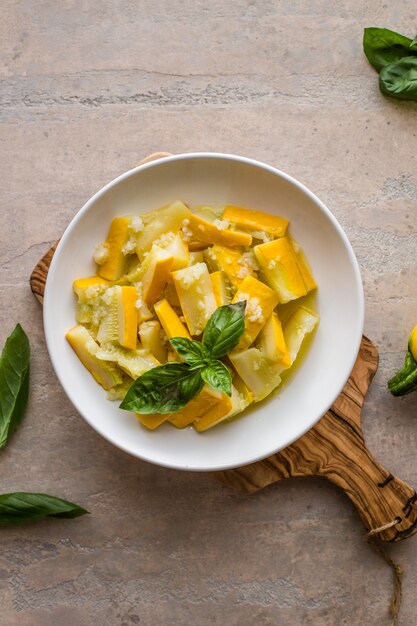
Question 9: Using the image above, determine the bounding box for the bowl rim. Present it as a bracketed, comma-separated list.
[44, 152, 365, 471]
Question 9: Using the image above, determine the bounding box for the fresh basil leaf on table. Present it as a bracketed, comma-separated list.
[201, 360, 232, 397]
[0, 492, 89, 525]
[379, 56, 417, 101]
[202, 301, 246, 360]
[169, 337, 210, 368]
[0, 324, 30, 449]
[363, 27, 417, 72]
[120, 362, 205, 414]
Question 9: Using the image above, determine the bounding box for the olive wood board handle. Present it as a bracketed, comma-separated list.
[30, 153, 417, 543]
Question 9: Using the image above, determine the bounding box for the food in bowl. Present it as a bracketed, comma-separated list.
[66, 201, 319, 431]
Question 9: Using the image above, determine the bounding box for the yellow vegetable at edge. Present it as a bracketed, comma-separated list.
[66, 325, 122, 390]
[254, 236, 307, 303]
[118, 286, 138, 350]
[154, 299, 191, 339]
[258, 311, 291, 367]
[188, 213, 252, 247]
[222, 205, 289, 237]
[232, 275, 279, 350]
[97, 217, 131, 281]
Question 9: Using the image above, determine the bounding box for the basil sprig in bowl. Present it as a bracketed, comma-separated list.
[44, 154, 364, 471]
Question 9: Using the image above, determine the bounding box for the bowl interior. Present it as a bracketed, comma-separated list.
[44, 154, 363, 471]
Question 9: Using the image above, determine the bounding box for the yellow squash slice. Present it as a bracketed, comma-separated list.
[210, 270, 230, 307]
[172, 263, 217, 336]
[187, 213, 252, 247]
[66, 325, 122, 390]
[205, 245, 256, 289]
[154, 298, 191, 339]
[222, 205, 289, 237]
[254, 236, 307, 303]
[232, 275, 279, 349]
[290, 239, 317, 293]
[283, 307, 319, 366]
[97, 217, 131, 281]
[229, 348, 282, 402]
[95, 344, 159, 379]
[118, 286, 138, 350]
[139, 320, 167, 363]
[140, 245, 174, 305]
[258, 311, 290, 367]
[194, 385, 252, 432]
[135, 201, 191, 258]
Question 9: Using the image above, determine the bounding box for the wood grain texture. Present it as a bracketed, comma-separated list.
[30, 208, 417, 542]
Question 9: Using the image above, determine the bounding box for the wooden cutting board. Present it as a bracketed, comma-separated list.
[31, 153, 417, 543]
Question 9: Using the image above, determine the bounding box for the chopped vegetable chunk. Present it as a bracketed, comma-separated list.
[140, 245, 174, 305]
[206, 245, 256, 289]
[283, 307, 319, 365]
[172, 263, 217, 336]
[258, 311, 290, 367]
[188, 213, 252, 247]
[139, 320, 167, 363]
[232, 275, 279, 349]
[254, 236, 307, 303]
[97, 217, 131, 280]
[229, 348, 282, 402]
[154, 299, 191, 339]
[135, 201, 191, 258]
[118, 286, 138, 349]
[222, 205, 289, 237]
[210, 271, 230, 307]
[66, 325, 122, 390]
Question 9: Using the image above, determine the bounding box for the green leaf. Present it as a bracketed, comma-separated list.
[411, 35, 417, 49]
[363, 27, 416, 72]
[0, 492, 88, 525]
[169, 337, 210, 368]
[201, 361, 232, 396]
[379, 56, 417, 101]
[0, 324, 30, 449]
[120, 362, 205, 414]
[202, 302, 246, 360]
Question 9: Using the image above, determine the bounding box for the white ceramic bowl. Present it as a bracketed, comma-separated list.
[44, 153, 364, 471]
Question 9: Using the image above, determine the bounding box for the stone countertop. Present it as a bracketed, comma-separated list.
[1, 2, 417, 625]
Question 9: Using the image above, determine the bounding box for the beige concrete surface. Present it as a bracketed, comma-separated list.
[1, 1, 417, 625]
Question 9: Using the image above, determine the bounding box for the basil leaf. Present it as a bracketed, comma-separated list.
[379, 57, 417, 101]
[201, 360, 232, 397]
[120, 363, 204, 414]
[363, 27, 417, 72]
[169, 337, 209, 368]
[202, 302, 246, 360]
[411, 36, 417, 48]
[0, 324, 30, 449]
[0, 492, 88, 525]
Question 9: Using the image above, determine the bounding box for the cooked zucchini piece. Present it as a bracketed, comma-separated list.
[205, 245, 256, 289]
[66, 325, 123, 390]
[97, 217, 131, 280]
[169, 385, 226, 428]
[283, 307, 319, 366]
[136, 413, 169, 430]
[154, 298, 191, 339]
[96, 344, 159, 379]
[139, 320, 167, 363]
[194, 385, 251, 432]
[210, 270, 230, 307]
[188, 250, 204, 265]
[135, 201, 191, 258]
[258, 311, 290, 367]
[160, 233, 189, 270]
[140, 245, 174, 305]
[118, 286, 138, 350]
[232, 275, 279, 349]
[172, 263, 217, 336]
[254, 236, 307, 303]
[229, 348, 282, 402]
[222, 205, 289, 237]
[187, 213, 252, 247]
[290, 238, 317, 293]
